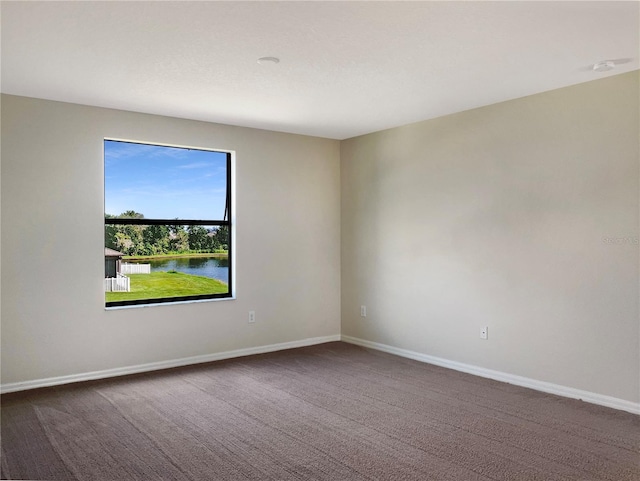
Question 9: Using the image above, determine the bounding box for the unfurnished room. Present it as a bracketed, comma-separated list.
[1, 1, 638, 480]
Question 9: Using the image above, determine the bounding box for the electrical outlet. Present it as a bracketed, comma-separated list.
[249, 310, 256, 323]
[360, 305, 367, 317]
[480, 326, 488, 340]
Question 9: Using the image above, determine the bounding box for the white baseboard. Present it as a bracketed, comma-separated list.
[0, 335, 341, 394]
[4, 333, 637, 415]
[341, 335, 640, 415]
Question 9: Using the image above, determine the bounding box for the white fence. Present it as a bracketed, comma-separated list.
[105, 274, 130, 292]
[121, 263, 151, 274]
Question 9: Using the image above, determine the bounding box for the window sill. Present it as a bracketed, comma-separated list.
[105, 295, 236, 311]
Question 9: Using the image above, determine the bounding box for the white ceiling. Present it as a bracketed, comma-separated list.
[1, 1, 638, 140]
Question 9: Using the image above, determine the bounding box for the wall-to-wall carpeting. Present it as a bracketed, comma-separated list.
[2, 342, 638, 480]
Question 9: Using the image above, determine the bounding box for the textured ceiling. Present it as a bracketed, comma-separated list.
[1, 1, 638, 139]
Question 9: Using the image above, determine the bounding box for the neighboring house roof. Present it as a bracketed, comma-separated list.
[105, 247, 124, 257]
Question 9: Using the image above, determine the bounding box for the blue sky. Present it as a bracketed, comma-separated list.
[105, 140, 228, 220]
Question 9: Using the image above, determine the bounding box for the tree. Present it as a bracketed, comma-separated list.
[214, 225, 229, 251]
[115, 232, 134, 255]
[121, 210, 144, 219]
[143, 224, 169, 254]
[204, 229, 220, 251]
[121, 224, 144, 255]
[105, 211, 227, 256]
[187, 225, 208, 251]
[169, 228, 189, 252]
[168, 219, 184, 236]
[105, 214, 118, 250]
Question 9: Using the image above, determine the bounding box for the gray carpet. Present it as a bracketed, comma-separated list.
[1, 342, 638, 480]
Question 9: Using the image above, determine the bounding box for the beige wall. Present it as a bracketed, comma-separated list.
[2, 73, 638, 405]
[341, 72, 639, 403]
[1, 95, 341, 385]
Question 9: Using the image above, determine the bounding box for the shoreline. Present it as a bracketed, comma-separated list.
[124, 252, 228, 261]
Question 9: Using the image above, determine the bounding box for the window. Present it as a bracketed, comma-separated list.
[104, 139, 233, 307]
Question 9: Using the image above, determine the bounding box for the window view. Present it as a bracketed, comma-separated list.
[104, 140, 232, 307]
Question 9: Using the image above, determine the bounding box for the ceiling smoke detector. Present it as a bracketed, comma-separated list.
[257, 57, 280, 65]
[592, 61, 615, 72]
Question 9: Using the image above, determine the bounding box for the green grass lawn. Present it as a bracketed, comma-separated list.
[106, 271, 228, 303]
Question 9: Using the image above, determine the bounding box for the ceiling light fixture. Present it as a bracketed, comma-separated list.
[257, 57, 280, 65]
[592, 60, 615, 72]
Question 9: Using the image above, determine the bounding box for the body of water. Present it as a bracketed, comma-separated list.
[139, 257, 229, 284]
